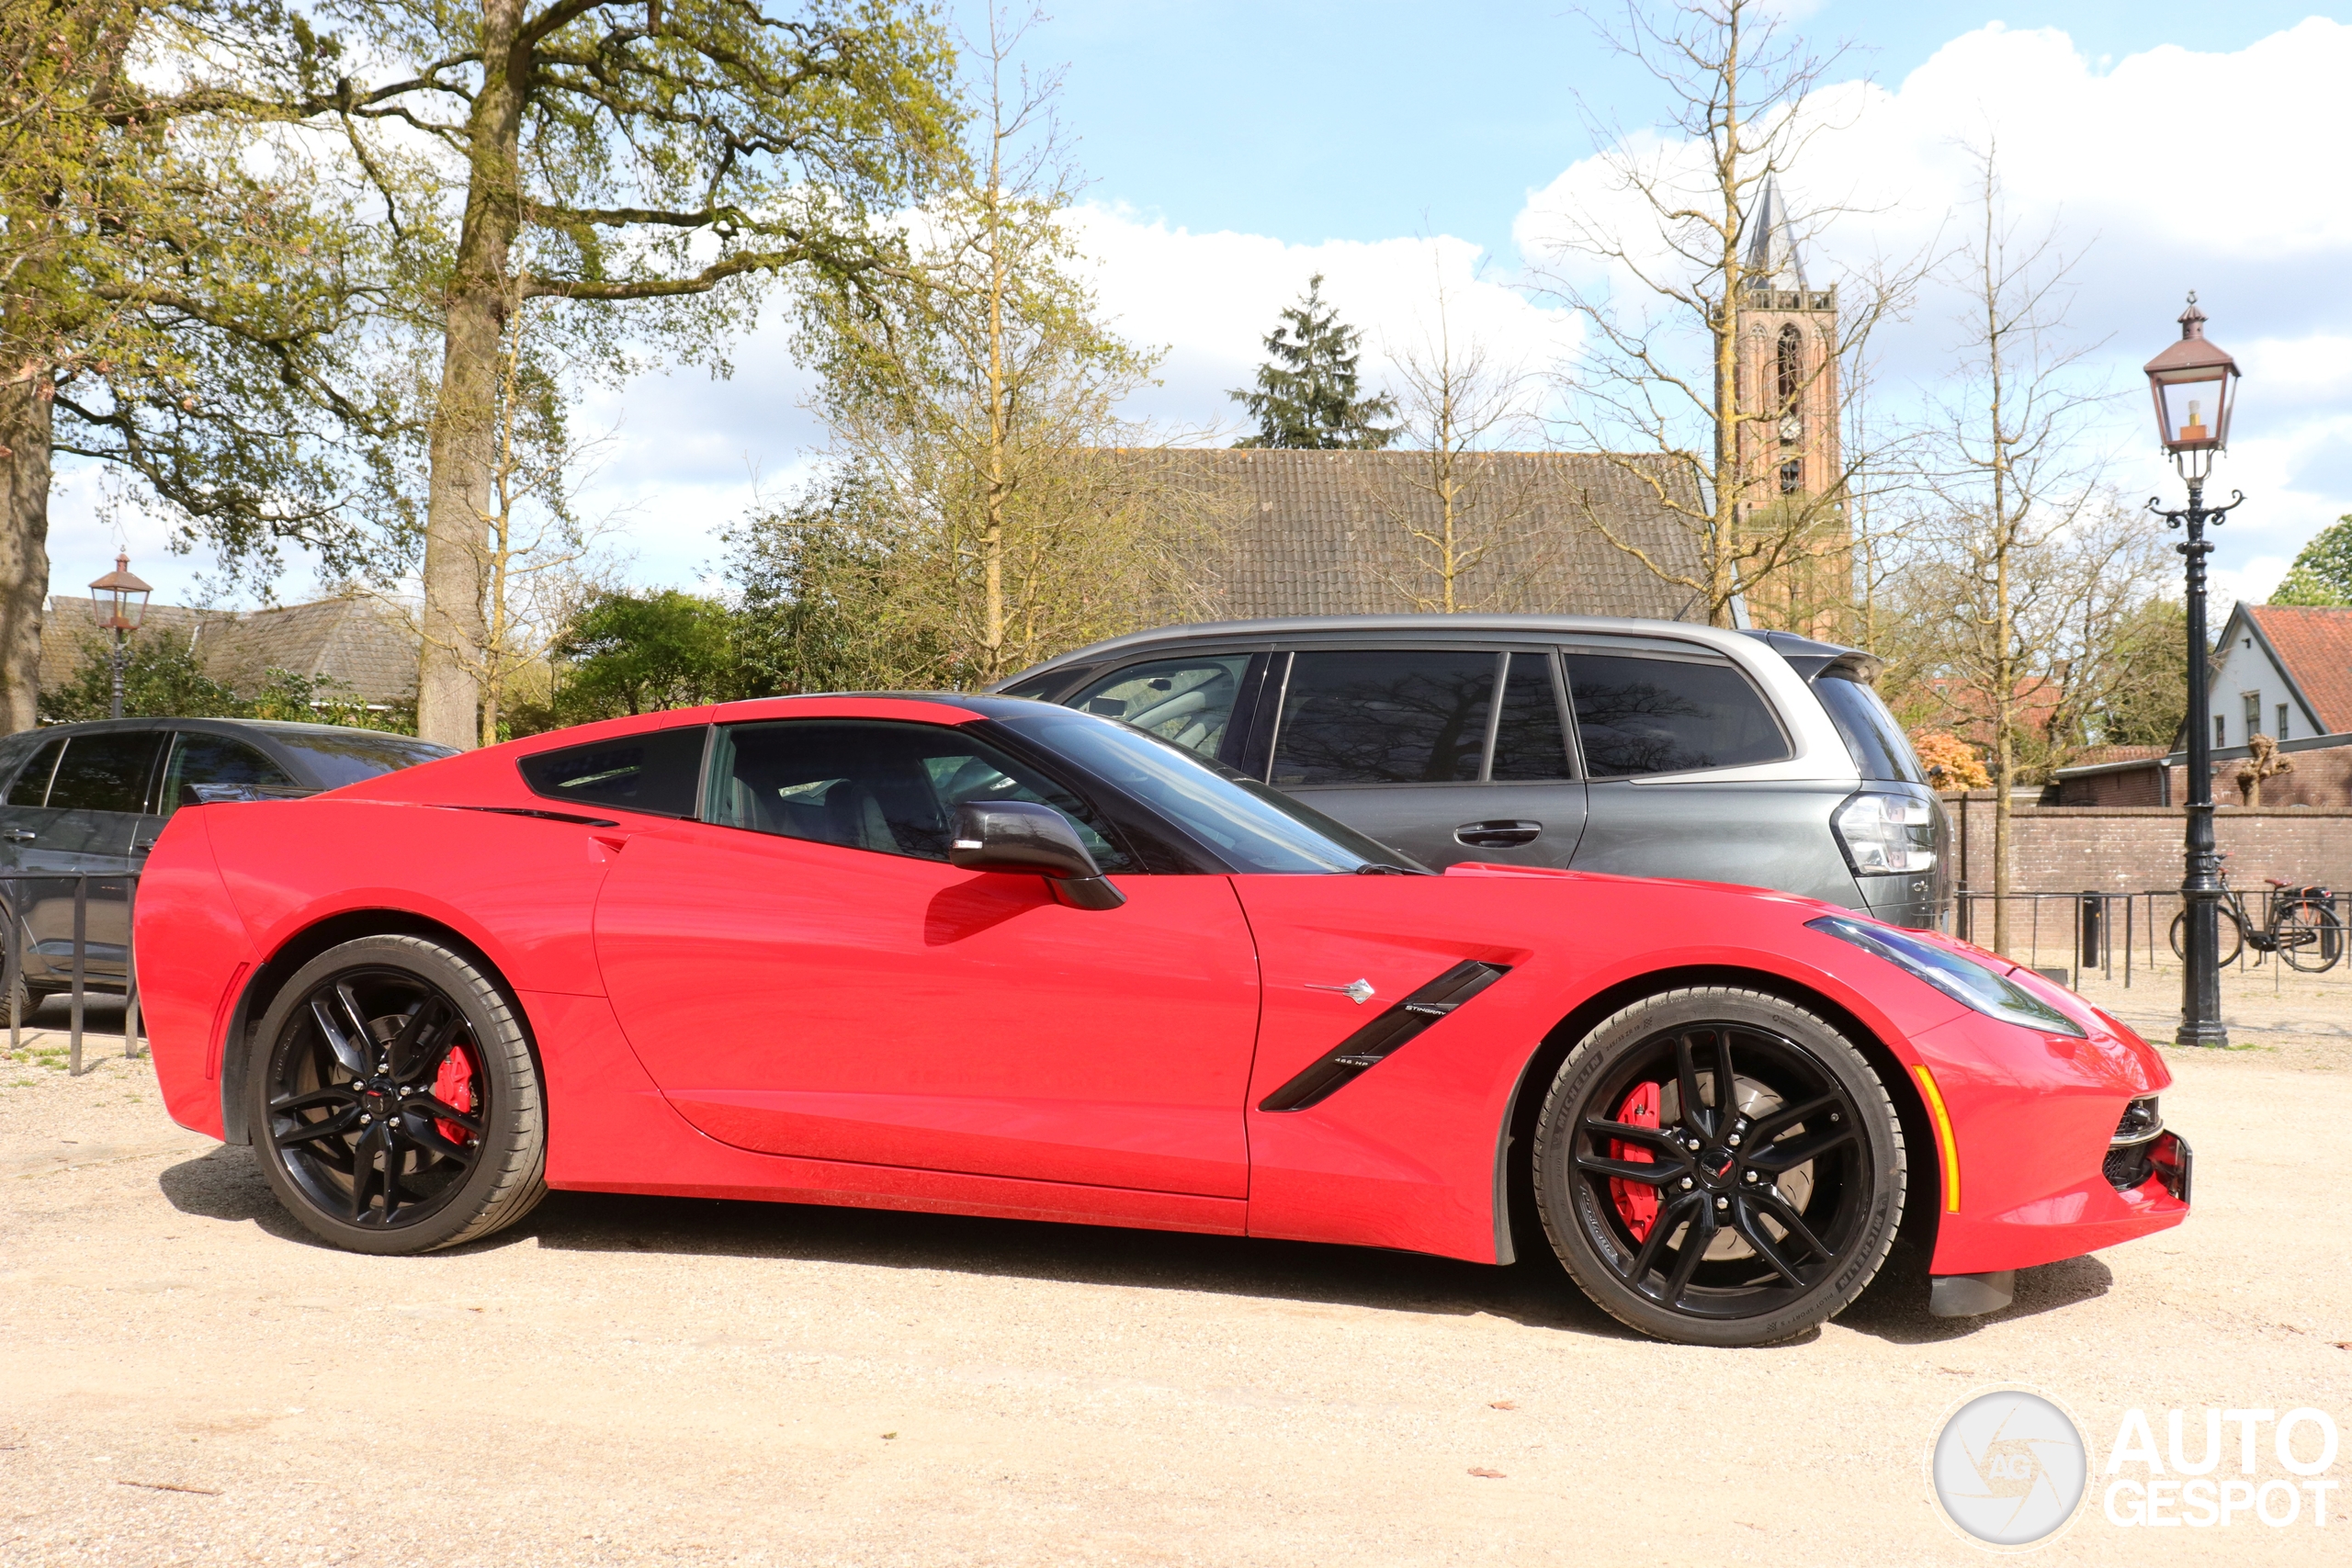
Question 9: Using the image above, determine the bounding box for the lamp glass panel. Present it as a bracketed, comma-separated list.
[2157, 372, 2228, 449]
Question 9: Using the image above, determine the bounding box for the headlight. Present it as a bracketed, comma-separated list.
[1808, 915, 2085, 1037]
[1833, 790, 1937, 874]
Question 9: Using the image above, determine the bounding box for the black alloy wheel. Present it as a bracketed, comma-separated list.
[1533, 987, 1905, 1347]
[250, 935, 546, 1255]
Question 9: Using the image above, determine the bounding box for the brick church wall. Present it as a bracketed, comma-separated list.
[1941, 791, 2352, 894]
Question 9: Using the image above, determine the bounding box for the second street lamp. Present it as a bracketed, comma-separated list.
[2143, 294, 2242, 1050]
[87, 551, 153, 722]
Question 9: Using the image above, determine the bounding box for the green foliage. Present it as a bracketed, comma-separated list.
[2081, 596, 2188, 751]
[1230, 274, 1398, 450]
[544, 589, 739, 720]
[725, 468, 948, 696]
[2, 0, 425, 587]
[2270, 514, 2352, 607]
[38, 627, 414, 731]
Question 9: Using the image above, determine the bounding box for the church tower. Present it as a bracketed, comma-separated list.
[1733, 176, 1847, 637]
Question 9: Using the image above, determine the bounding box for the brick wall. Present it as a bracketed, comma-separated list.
[2056, 739, 2352, 807]
[1941, 792, 2352, 893]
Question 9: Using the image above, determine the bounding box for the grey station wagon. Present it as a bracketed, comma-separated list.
[994, 615, 1950, 929]
[0, 717, 454, 1008]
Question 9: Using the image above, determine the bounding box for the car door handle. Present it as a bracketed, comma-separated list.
[1454, 819, 1543, 849]
[133, 840, 156, 852]
[3, 829, 34, 842]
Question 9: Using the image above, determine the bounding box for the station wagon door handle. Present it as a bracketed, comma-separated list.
[3, 829, 34, 842]
[133, 839, 156, 852]
[1454, 819, 1543, 849]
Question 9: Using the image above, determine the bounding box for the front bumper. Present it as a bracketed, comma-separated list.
[1913, 1009, 2189, 1278]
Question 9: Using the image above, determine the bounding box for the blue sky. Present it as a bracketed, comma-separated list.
[60, 3, 2352, 612]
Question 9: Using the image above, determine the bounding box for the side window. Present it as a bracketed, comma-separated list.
[1068, 657, 1250, 761]
[1563, 653, 1789, 777]
[5, 737, 64, 806]
[1272, 650, 1494, 786]
[43, 732, 168, 815]
[160, 733, 298, 813]
[1489, 652, 1572, 781]
[707, 719, 1133, 874]
[518, 727, 707, 818]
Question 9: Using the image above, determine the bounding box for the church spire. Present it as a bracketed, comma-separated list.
[1741, 174, 1806, 290]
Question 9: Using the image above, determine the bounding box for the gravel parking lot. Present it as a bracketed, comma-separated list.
[4, 983, 2346, 1567]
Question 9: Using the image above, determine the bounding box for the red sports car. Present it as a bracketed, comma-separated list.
[135, 695, 2190, 1346]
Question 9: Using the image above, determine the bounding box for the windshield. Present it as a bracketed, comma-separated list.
[266, 730, 458, 789]
[998, 709, 1415, 874]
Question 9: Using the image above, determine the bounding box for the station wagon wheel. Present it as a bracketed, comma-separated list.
[249, 935, 546, 1255]
[1532, 987, 1905, 1347]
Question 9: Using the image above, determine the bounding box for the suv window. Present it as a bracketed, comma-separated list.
[44, 731, 167, 814]
[161, 733, 297, 812]
[707, 719, 1133, 873]
[1563, 653, 1788, 777]
[518, 728, 707, 817]
[1490, 652, 1572, 781]
[1813, 672, 1926, 784]
[1069, 656, 1250, 761]
[1272, 650, 1494, 786]
[6, 737, 64, 806]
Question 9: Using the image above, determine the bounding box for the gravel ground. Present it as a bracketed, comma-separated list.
[3, 986, 2346, 1567]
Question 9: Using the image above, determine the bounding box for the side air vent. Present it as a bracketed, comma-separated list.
[1259, 961, 1510, 1112]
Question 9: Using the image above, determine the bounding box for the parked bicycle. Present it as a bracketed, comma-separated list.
[2168, 862, 2342, 972]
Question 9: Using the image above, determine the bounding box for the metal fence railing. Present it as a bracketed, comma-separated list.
[1, 871, 142, 1077]
[1953, 886, 2350, 990]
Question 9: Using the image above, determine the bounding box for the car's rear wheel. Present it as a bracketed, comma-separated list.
[1532, 987, 1905, 1347]
[248, 935, 546, 1254]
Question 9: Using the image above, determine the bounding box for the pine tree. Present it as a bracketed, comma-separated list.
[1229, 275, 1398, 449]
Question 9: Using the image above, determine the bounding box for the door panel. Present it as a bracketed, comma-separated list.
[1576, 778, 1859, 904]
[1285, 781, 1587, 871]
[18, 730, 164, 980]
[594, 824, 1261, 1197]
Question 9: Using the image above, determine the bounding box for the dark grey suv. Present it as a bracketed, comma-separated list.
[995, 615, 1949, 928]
[0, 717, 453, 1006]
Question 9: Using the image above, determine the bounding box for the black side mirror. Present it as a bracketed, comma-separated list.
[948, 800, 1125, 910]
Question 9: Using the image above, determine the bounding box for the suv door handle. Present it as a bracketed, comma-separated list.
[1455, 819, 1543, 849]
[3, 829, 34, 842]
[133, 840, 156, 852]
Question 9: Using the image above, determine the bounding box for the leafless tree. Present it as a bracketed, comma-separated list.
[1367, 258, 1550, 612]
[1532, 0, 1922, 629]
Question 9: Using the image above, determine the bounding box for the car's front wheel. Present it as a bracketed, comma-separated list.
[248, 935, 547, 1254]
[1532, 987, 1905, 1347]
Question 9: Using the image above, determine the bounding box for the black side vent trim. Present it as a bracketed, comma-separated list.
[1259, 961, 1510, 1112]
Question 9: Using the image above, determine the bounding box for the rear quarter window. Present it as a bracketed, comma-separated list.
[518, 727, 707, 818]
[1813, 673, 1926, 784]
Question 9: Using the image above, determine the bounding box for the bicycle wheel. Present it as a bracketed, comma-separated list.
[2170, 908, 2245, 967]
[2275, 900, 2344, 974]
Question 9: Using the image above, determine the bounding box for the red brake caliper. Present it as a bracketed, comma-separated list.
[1610, 1082, 1661, 1241]
[432, 1046, 477, 1147]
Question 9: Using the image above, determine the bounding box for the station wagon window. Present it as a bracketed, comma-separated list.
[160, 733, 297, 813]
[43, 731, 167, 815]
[1489, 652, 1573, 781]
[1812, 672, 1925, 784]
[1272, 650, 1493, 786]
[1562, 652, 1789, 777]
[518, 727, 707, 817]
[5, 736, 64, 806]
[707, 719, 1134, 874]
[1067, 657, 1250, 762]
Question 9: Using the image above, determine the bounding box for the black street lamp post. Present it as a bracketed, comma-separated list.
[2143, 296, 2243, 1049]
[87, 552, 152, 722]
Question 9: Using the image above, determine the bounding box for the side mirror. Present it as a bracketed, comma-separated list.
[949, 800, 1125, 910]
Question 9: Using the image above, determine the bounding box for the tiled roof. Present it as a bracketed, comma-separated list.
[42, 593, 419, 705]
[1141, 449, 1708, 622]
[2246, 604, 2352, 734]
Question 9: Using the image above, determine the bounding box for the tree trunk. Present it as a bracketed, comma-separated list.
[0, 365, 52, 734]
[417, 0, 529, 749]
